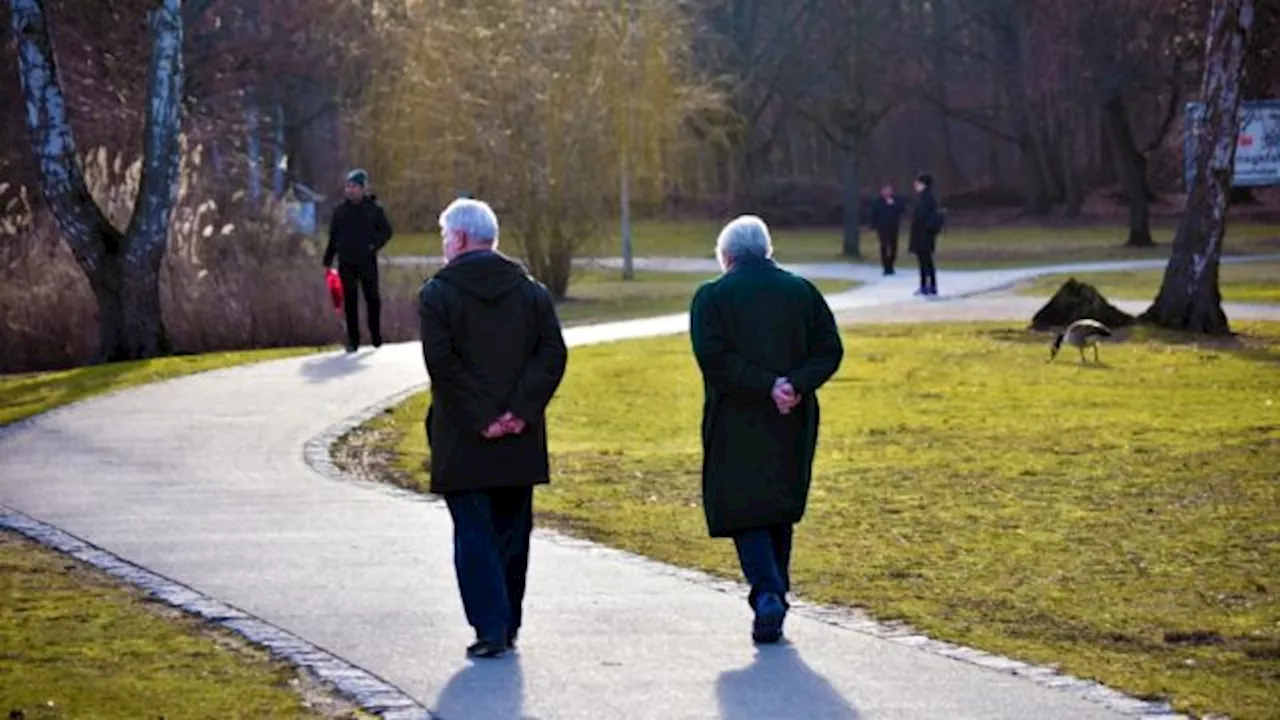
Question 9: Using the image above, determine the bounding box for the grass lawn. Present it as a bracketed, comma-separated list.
[553, 270, 856, 325]
[1019, 261, 1280, 305]
[350, 322, 1280, 720]
[1, 346, 362, 720]
[379, 265, 857, 328]
[0, 531, 365, 719]
[383, 220, 1280, 268]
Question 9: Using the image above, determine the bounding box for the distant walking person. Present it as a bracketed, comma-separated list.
[418, 198, 568, 659]
[323, 169, 393, 352]
[909, 172, 944, 296]
[689, 216, 844, 644]
[868, 181, 906, 275]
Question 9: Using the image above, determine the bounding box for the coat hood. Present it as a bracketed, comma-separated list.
[432, 251, 531, 302]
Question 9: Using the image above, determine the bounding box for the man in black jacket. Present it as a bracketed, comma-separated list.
[909, 173, 944, 296]
[323, 169, 393, 352]
[418, 197, 568, 659]
[868, 181, 906, 276]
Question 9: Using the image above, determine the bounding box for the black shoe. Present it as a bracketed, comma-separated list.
[344, 343, 358, 353]
[466, 639, 509, 659]
[372, 336, 383, 348]
[752, 593, 786, 645]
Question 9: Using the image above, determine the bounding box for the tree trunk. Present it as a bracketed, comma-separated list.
[929, 0, 963, 188]
[1141, 0, 1255, 336]
[1102, 95, 1156, 247]
[839, 133, 861, 259]
[8, 0, 184, 362]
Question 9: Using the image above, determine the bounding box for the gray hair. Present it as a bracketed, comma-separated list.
[715, 215, 773, 266]
[439, 198, 500, 244]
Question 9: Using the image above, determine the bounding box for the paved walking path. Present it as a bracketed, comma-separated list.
[3, 257, 1276, 719]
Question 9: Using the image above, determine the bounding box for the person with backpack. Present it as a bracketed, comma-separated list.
[909, 172, 945, 297]
[323, 169, 394, 352]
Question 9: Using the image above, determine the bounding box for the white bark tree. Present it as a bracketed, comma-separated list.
[7, 0, 184, 361]
[1141, 0, 1255, 335]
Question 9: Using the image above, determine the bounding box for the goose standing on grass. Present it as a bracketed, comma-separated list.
[1049, 319, 1113, 364]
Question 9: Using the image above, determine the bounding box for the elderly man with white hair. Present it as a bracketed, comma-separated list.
[689, 215, 844, 644]
[418, 197, 568, 658]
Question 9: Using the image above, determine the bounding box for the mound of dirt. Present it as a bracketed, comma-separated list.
[1030, 278, 1136, 331]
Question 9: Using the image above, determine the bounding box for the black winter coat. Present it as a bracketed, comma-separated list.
[418, 251, 568, 495]
[690, 258, 844, 537]
[323, 196, 393, 268]
[869, 196, 906, 235]
[909, 188, 943, 255]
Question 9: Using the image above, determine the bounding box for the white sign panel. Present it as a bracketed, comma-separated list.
[1184, 100, 1280, 188]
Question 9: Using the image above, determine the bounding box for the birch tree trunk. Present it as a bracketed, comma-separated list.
[7, 0, 184, 361]
[1141, 0, 1254, 336]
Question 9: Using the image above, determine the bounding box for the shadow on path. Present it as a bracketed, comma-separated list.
[717, 644, 861, 720]
[433, 655, 526, 720]
[298, 349, 374, 384]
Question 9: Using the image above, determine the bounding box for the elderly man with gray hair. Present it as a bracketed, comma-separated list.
[418, 197, 568, 658]
[689, 215, 843, 644]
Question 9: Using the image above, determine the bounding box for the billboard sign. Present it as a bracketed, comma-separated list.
[1184, 100, 1280, 189]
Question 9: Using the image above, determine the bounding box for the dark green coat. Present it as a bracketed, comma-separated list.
[689, 259, 844, 538]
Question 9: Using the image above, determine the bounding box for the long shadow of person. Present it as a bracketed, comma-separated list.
[298, 349, 372, 384]
[433, 656, 525, 720]
[716, 644, 861, 720]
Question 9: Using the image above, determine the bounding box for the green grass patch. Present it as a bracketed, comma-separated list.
[383, 220, 1280, 268]
[0, 348, 323, 427]
[380, 265, 856, 327]
[0, 531, 362, 719]
[553, 270, 855, 326]
[1019, 261, 1280, 304]
[364, 322, 1280, 720]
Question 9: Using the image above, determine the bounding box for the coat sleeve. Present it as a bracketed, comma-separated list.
[419, 283, 503, 434]
[370, 202, 394, 252]
[508, 285, 568, 424]
[323, 208, 338, 267]
[690, 283, 778, 396]
[787, 284, 844, 395]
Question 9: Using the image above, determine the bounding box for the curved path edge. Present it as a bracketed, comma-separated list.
[9, 255, 1268, 718]
[0, 505, 436, 720]
[297, 323, 1187, 719]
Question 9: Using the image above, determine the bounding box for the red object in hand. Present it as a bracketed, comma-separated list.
[325, 268, 343, 313]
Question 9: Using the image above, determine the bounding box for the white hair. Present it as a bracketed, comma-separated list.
[715, 215, 773, 268]
[439, 198, 500, 244]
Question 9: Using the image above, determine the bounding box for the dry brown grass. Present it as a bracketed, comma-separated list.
[0, 149, 427, 373]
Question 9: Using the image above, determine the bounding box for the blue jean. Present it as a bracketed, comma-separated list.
[444, 486, 533, 643]
[732, 523, 793, 610]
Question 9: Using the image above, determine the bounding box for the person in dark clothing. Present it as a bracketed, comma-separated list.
[418, 197, 568, 659]
[868, 182, 906, 275]
[323, 168, 394, 352]
[909, 173, 944, 296]
[689, 215, 844, 645]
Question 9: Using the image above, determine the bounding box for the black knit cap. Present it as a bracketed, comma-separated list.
[916, 172, 934, 188]
[346, 168, 368, 187]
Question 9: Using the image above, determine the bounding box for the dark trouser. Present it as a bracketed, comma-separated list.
[338, 261, 382, 348]
[444, 486, 534, 644]
[732, 523, 793, 611]
[877, 229, 898, 273]
[916, 251, 937, 294]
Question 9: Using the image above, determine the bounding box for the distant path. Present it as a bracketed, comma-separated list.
[6, 257, 1268, 719]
